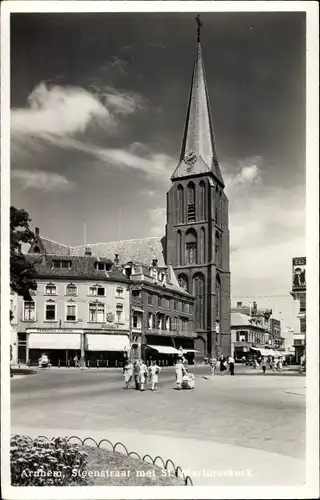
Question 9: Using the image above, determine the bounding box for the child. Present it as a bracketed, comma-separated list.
[149, 360, 161, 391]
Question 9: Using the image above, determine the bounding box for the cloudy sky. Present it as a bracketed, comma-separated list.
[10, 11, 306, 330]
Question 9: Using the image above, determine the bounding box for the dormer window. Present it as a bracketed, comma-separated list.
[53, 260, 71, 269]
[94, 261, 112, 271]
[45, 283, 56, 295]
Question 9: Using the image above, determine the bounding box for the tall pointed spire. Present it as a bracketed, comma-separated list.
[171, 16, 224, 185]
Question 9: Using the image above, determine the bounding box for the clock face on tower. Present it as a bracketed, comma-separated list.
[183, 151, 197, 167]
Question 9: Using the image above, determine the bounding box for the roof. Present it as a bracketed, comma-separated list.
[231, 313, 267, 331]
[171, 42, 224, 185]
[26, 254, 131, 284]
[70, 237, 166, 266]
[30, 236, 166, 267]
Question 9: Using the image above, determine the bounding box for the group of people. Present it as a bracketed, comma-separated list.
[253, 356, 285, 374]
[123, 359, 161, 391]
[208, 355, 235, 376]
[123, 355, 192, 391]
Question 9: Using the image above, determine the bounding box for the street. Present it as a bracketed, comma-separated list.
[11, 365, 306, 486]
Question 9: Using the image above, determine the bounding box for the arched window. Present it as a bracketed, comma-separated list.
[215, 186, 219, 225]
[215, 231, 221, 268]
[216, 274, 221, 321]
[187, 182, 196, 222]
[185, 229, 197, 265]
[178, 274, 188, 292]
[200, 227, 205, 264]
[193, 274, 205, 329]
[177, 230, 182, 265]
[177, 185, 184, 223]
[199, 181, 206, 220]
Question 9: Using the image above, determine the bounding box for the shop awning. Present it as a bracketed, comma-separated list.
[182, 349, 198, 353]
[86, 334, 130, 352]
[147, 345, 181, 355]
[251, 347, 271, 356]
[28, 333, 81, 350]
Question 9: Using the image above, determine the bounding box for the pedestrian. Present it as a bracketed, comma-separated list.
[241, 355, 246, 364]
[133, 359, 141, 390]
[261, 357, 267, 375]
[209, 356, 217, 375]
[124, 360, 133, 389]
[139, 360, 148, 391]
[270, 358, 277, 372]
[73, 355, 79, 368]
[219, 355, 227, 376]
[149, 360, 161, 391]
[228, 355, 235, 375]
[278, 356, 283, 371]
[175, 358, 186, 389]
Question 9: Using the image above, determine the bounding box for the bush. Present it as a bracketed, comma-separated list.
[10, 434, 89, 486]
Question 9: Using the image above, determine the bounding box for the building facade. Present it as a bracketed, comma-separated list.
[10, 293, 18, 365]
[290, 257, 306, 362]
[17, 251, 131, 367]
[122, 260, 196, 364]
[231, 312, 268, 360]
[165, 25, 231, 358]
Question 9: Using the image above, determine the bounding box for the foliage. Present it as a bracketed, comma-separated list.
[10, 206, 37, 301]
[10, 435, 89, 486]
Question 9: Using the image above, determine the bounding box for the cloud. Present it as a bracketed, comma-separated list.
[11, 170, 74, 192]
[11, 83, 110, 137]
[101, 86, 146, 116]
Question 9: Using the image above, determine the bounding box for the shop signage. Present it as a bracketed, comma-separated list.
[292, 257, 306, 291]
[26, 328, 83, 334]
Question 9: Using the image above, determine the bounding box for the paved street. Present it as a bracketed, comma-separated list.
[11, 365, 306, 486]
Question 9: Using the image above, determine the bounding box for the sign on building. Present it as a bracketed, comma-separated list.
[292, 257, 306, 292]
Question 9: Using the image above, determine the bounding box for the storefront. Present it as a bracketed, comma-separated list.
[26, 328, 130, 367]
[145, 344, 181, 365]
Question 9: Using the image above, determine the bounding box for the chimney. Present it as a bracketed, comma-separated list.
[114, 253, 119, 265]
[152, 258, 158, 267]
[237, 301, 242, 307]
[35, 227, 40, 237]
[85, 247, 92, 256]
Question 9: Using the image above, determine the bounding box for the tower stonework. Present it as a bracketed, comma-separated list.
[165, 21, 231, 358]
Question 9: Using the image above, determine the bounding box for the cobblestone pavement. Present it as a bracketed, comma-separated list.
[11, 366, 305, 460]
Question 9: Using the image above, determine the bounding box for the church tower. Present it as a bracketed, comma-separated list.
[165, 16, 231, 358]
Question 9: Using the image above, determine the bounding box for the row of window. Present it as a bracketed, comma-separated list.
[42, 283, 125, 298]
[147, 293, 193, 314]
[23, 301, 125, 323]
[235, 331, 267, 343]
[51, 261, 112, 271]
[176, 182, 223, 225]
[147, 312, 191, 332]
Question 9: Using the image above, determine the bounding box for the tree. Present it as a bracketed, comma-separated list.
[10, 206, 37, 302]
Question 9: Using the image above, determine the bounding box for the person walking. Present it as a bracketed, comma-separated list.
[270, 357, 277, 372]
[73, 355, 79, 368]
[133, 359, 141, 390]
[149, 360, 161, 391]
[139, 360, 148, 391]
[175, 358, 186, 389]
[219, 355, 227, 376]
[124, 360, 133, 389]
[209, 356, 217, 375]
[261, 357, 267, 375]
[228, 355, 235, 375]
